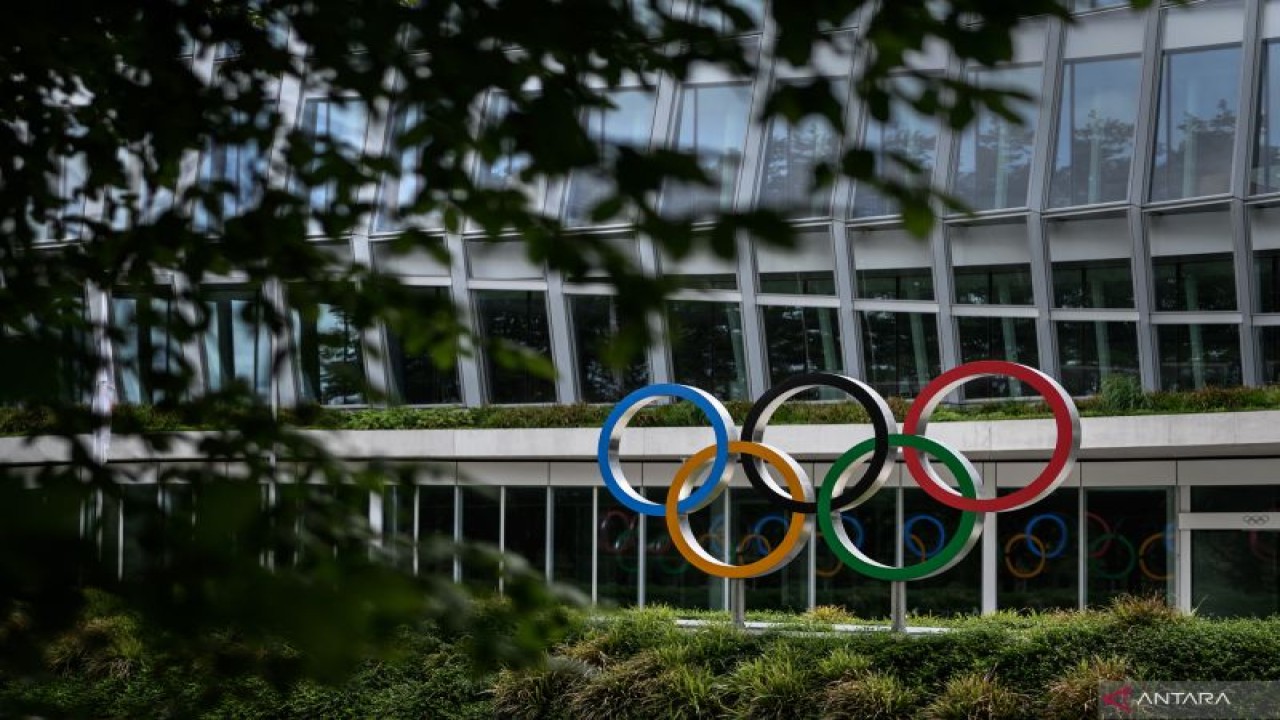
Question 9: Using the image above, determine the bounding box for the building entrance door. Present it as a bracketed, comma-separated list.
[1182, 513, 1280, 617]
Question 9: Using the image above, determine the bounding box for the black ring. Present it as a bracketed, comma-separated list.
[740, 373, 896, 514]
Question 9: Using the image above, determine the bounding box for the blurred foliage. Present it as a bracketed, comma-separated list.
[0, 0, 1159, 683]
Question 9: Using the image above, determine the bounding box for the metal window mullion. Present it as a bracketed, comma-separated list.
[1233, 0, 1265, 199]
[1028, 214, 1059, 379]
[1128, 4, 1164, 204]
[1129, 208, 1159, 391]
[1232, 200, 1260, 384]
[591, 486, 599, 605]
[546, 268, 578, 403]
[639, 75, 680, 385]
[932, 55, 964, 371]
[544, 485, 553, 582]
[498, 485, 506, 595]
[832, 224, 864, 377]
[1027, 18, 1066, 212]
[452, 483, 462, 584]
[354, 96, 392, 405]
[734, 33, 777, 399]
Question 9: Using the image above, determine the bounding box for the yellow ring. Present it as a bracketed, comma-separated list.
[1004, 533, 1047, 579]
[666, 441, 812, 579]
[1139, 533, 1171, 581]
[909, 533, 929, 560]
[735, 533, 773, 561]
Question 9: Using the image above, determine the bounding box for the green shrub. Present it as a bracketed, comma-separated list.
[724, 644, 819, 720]
[566, 651, 666, 720]
[821, 671, 920, 720]
[1097, 375, 1148, 413]
[923, 671, 1026, 720]
[492, 656, 596, 720]
[1042, 656, 1129, 720]
[1106, 593, 1184, 627]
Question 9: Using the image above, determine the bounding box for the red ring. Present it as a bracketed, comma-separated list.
[1085, 512, 1113, 558]
[903, 361, 1079, 513]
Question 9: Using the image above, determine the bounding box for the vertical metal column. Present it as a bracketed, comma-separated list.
[1128, 5, 1165, 392]
[1235, 0, 1265, 386]
[892, 482, 906, 631]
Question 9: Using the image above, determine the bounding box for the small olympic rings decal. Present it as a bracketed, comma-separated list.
[596, 362, 1081, 581]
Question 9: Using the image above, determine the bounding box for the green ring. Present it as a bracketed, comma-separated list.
[818, 434, 983, 582]
[1087, 533, 1136, 580]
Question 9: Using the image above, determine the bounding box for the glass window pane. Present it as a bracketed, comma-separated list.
[758, 80, 842, 218]
[474, 291, 556, 404]
[956, 316, 1041, 398]
[951, 223, 1034, 305]
[662, 84, 753, 219]
[551, 487, 593, 595]
[203, 289, 271, 399]
[1253, 42, 1280, 194]
[1152, 255, 1237, 311]
[1087, 489, 1173, 608]
[853, 228, 935, 301]
[762, 306, 843, 387]
[386, 287, 461, 405]
[417, 486, 456, 577]
[1257, 250, 1280, 312]
[1157, 324, 1242, 390]
[296, 98, 369, 214]
[755, 229, 835, 295]
[461, 486, 500, 592]
[1049, 217, 1134, 308]
[953, 66, 1043, 211]
[1049, 57, 1141, 207]
[851, 76, 940, 218]
[667, 301, 748, 399]
[1056, 321, 1139, 396]
[474, 93, 533, 191]
[660, 246, 739, 290]
[505, 487, 547, 577]
[645, 488, 723, 610]
[1193, 530, 1280, 617]
[815, 487, 892, 617]
[905, 487, 981, 616]
[292, 302, 366, 406]
[564, 89, 656, 227]
[729, 488, 807, 612]
[1150, 46, 1241, 201]
[1261, 327, 1280, 384]
[860, 311, 941, 398]
[570, 295, 650, 403]
[598, 490, 638, 606]
[112, 294, 181, 405]
[375, 105, 439, 233]
[998, 489, 1078, 611]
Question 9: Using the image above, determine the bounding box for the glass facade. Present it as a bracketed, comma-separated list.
[90, 1, 1280, 408]
[37, 0, 1280, 627]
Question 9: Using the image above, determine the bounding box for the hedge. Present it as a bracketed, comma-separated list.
[3, 378, 1280, 436]
[7, 595, 1280, 719]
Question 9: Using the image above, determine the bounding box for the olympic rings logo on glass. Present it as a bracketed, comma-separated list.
[596, 361, 1082, 582]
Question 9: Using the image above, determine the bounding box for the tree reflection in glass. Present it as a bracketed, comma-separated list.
[1150, 46, 1240, 201]
[1050, 56, 1140, 207]
[953, 65, 1042, 211]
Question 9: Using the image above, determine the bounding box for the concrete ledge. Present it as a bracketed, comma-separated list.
[2, 411, 1279, 464]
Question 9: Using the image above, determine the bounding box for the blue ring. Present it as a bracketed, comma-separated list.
[903, 514, 946, 558]
[752, 514, 789, 556]
[1165, 523, 1174, 553]
[840, 514, 865, 550]
[1024, 513, 1069, 559]
[597, 384, 732, 517]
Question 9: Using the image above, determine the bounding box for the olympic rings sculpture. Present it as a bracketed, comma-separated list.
[596, 361, 1082, 582]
